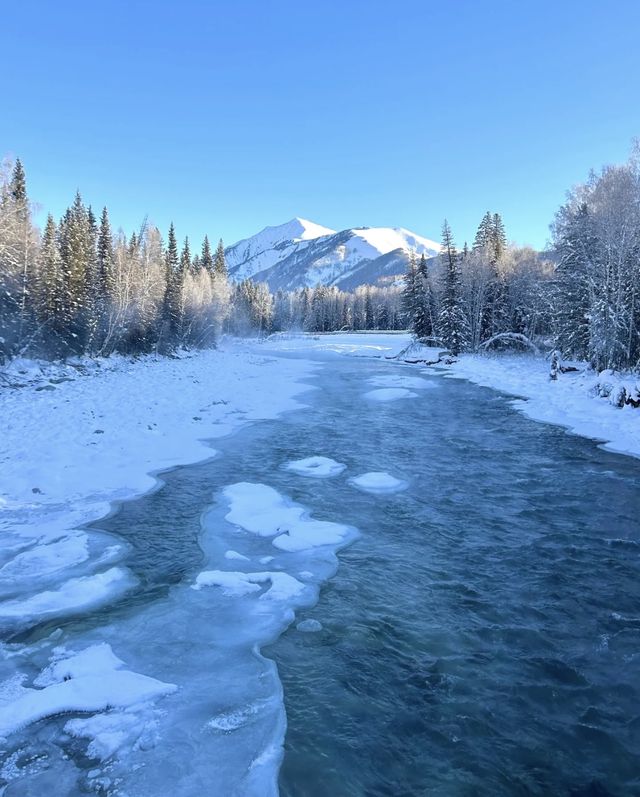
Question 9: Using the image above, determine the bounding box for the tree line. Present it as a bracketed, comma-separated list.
[0, 159, 405, 363]
[402, 147, 640, 371]
[1, 148, 639, 370]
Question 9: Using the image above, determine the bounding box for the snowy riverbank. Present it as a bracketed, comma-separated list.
[259, 332, 640, 460]
[0, 344, 318, 625]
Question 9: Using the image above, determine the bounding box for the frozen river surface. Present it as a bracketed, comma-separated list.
[1, 351, 639, 796]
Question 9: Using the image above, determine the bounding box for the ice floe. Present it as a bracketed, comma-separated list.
[223, 483, 353, 552]
[0, 643, 176, 740]
[283, 455, 346, 478]
[192, 570, 306, 601]
[349, 472, 409, 494]
[0, 567, 137, 631]
[224, 550, 250, 561]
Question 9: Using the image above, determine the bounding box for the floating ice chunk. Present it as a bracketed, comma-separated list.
[0, 567, 137, 630]
[0, 534, 89, 583]
[296, 619, 323, 633]
[273, 522, 348, 552]
[368, 374, 435, 390]
[283, 456, 346, 478]
[349, 472, 409, 494]
[0, 643, 176, 739]
[223, 483, 352, 551]
[224, 550, 250, 562]
[192, 570, 305, 601]
[192, 570, 262, 596]
[363, 388, 418, 402]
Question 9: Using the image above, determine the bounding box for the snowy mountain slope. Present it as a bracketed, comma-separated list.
[226, 220, 440, 291]
[225, 218, 336, 282]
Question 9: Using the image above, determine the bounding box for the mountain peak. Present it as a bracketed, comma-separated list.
[263, 217, 336, 242]
[225, 219, 440, 290]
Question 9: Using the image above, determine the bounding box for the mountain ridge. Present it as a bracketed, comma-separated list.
[225, 218, 440, 291]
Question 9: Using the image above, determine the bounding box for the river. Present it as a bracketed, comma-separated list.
[2, 350, 639, 796]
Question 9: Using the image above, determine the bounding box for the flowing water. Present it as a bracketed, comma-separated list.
[2, 351, 640, 796]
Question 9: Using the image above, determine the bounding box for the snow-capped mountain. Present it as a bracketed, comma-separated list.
[225, 218, 440, 291]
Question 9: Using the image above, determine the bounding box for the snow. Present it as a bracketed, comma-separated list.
[349, 227, 440, 260]
[364, 387, 418, 402]
[223, 482, 353, 551]
[349, 472, 409, 494]
[192, 570, 306, 601]
[225, 219, 440, 288]
[0, 567, 136, 631]
[283, 455, 346, 478]
[226, 218, 336, 281]
[0, 643, 176, 740]
[0, 342, 316, 633]
[224, 549, 250, 562]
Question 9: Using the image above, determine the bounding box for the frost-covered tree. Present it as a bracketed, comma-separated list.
[552, 151, 640, 369]
[214, 239, 227, 278]
[438, 220, 469, 355]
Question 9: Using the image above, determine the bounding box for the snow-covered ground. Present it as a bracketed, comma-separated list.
[0, 345, 318, 629]
[1, 331, 639, 791]
[260, 332, 640, 460]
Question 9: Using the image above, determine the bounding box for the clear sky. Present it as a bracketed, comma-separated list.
[2, 0, 639, 250]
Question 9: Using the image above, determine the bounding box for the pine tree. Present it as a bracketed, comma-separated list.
[37, 215, 64, 351]
[97, 208, 115, 299]
[58, 191, 94, 351]
[491, 213, 507, 263]
[162, 222, 183, 344]
[413, 253, 436, 339]
[473, 211, 493, 252]
[402, 251, 418, 327]
[438, 220, 469, 355]
[166, 222, 178, 272]
[201, 235, 214, 271]
[214, 238, 227, 278]
[180, 237, 191, 273]
[10, 158, 27, 214]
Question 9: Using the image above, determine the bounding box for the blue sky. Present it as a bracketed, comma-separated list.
[2, 0, 639, 250]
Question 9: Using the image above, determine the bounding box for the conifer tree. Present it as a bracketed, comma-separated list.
[491, 213, 507, 262]
[166, 222, 178, 272]
[97, 207, 115, 299]
[214, 238, 227, 278]
[180, 237, 191, 273]
[438, 220, 469, 355]
[38, 215, 63, 340]
[201, 235, 214, 271]
[413, 253, 437, 339]
[161, 223, 182, 344]
[473, 211, 493, 252]
[58, 191, 94, 351]
[402, 251, 418, 326]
